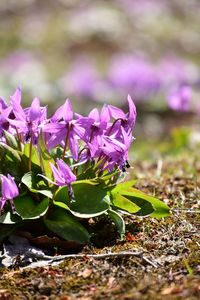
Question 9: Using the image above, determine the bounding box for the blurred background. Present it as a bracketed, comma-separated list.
[0, 0, 199, 155]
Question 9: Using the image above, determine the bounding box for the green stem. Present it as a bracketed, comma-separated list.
[28, 131, 33, 171]
[15, 127, 22, 151]
[62, 126, 69, 160]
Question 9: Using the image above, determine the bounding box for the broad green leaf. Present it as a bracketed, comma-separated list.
[110, 193, 140, 213]
[108, 209, 125, 240]
[23, 143, 40, 166]
[125, 195, 155, 216]
[14, 195, 49, 219]
[38, 133, 55, 178]
[0, 142, 21, 162]
[53, 201, 70, 211]
[121, 187, 170, 218]
[113, 180, 138, 190]
[21, 172, 53, 198]
[44, 207, 90, 244]
[21, 143, 41, 173]
[55, 182, 110, 218]
[0, 212, 22, 224]
[3, 130, 19, 150]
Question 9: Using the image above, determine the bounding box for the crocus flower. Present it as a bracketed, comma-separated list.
[0, 174, 19, 211]
[50, 159, 76, 187]
[167, 85, 192, 112]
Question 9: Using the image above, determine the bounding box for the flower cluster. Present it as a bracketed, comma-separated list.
[0, 88, 169, 244]
[0, 88, 136, 210]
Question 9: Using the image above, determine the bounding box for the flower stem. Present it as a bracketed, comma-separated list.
[28, 131, 33, 171]
[62, 126, 69, 160]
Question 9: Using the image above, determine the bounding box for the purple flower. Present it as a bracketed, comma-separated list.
[61, 60, 99, 98]
[0, 99, 12, 136]
[50, 159, 76, 187]
[8, 88, 47, 143]
[167, 85, 192, 112]
[107, 95, 137, 135]
[108, 55, 160, 101]
[43, 99, 91, 160]
[0, 174, 19, 211]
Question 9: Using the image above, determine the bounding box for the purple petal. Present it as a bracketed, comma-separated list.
[50, 163, 65, 186]
[29, 97, 41, 122]
[127, 94, 137, 126]
[100, 104, 110, 123]
[63, 99, 73, 122]
[88, 108, 100, 121]
[1, 174, 19, 200]
[10, 87, 22, 105]
[69, 132, 79, 160]
[108, 105, 126, 120]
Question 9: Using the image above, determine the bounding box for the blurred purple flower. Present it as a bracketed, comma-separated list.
[108, 55, 160, 101]
[167, 85, 192, 112]
[0, 174, 19, 211]
[61, 60, 99, 98]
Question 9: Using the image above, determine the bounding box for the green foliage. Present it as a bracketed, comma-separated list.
[55, 182, 110, 218]
[44, 207, 90, 244]
[14, 195, 49, 219]
[0, 132, 170, 245]
[108, 209, 125, 240]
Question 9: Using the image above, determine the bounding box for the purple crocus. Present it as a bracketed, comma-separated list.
[50, 159, 76, 187]
[0, 174, 19, 211]
[167, 85, 192, 112]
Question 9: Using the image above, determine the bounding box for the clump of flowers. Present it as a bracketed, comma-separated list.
[0, 88, 169, 244]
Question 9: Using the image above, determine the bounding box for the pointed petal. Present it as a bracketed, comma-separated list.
[63, 99, 73, 122]
[29, 97, 41, 122]
[88, 108, 100, 121]
[108, 104, 126, 119]
[127, 94, 137, 125]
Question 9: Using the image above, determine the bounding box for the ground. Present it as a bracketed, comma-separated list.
[0, 124, 199, 300]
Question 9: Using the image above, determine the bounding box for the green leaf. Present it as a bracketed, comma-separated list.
[53, 201, 70, 211]
[0, 142, 21, 162]
[121, 188, 170, 218]
[38, 133, 55, 178]
[55, 182, 110, 218]
[14, 195, 49, 219]
[44, 207, 90, 244]
[110, 193, 140, 213]
[21, 143, 41, 173]
[114, 180, 138, 190]
[108, 209, 125, 240]
[0, 212, 22, 224]
[3, 130, 19, 150]
[108, 181, 170, 218]
[21, 171, 53, 198]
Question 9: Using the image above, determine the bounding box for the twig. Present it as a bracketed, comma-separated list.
[172, 208, 200, 214]
[25, 251, 158, 268]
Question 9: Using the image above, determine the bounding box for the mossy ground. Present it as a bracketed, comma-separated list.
[0, 123, 200, 300]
